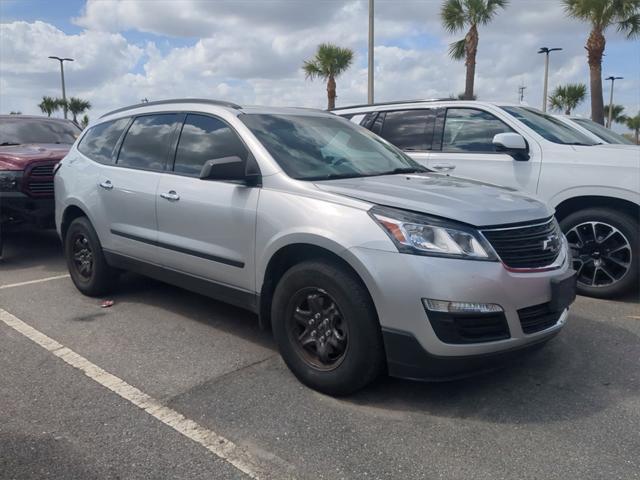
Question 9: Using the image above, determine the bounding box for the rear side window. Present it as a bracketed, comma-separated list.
[173, 114, 247, 177]
[380, 110, 435, 151]
[117, 114, 181, 171]
[442, 108, 513, 153]
[78, 118, 129, 164]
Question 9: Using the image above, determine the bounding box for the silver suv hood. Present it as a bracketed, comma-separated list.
[315, 173, 552, 227]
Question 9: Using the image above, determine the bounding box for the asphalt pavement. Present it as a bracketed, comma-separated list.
[1, 226, 639, 479]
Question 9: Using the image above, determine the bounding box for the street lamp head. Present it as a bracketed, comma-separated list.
[606, 76, 623, 81]
[48, 56, 74, 63]
[538, 47, 562, 54]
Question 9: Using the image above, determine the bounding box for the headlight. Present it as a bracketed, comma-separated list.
[0, 171, 22, 192]
[370, 205, 497, 260]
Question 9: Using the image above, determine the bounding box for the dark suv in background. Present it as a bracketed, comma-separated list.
[0, 115, 81, 256]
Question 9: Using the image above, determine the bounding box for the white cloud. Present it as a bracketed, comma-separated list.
[1, 0, 638, 126]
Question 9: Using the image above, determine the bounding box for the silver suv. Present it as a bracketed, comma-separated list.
[55, 99, 576, 395]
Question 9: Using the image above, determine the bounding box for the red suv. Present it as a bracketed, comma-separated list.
[0, 115, 81, 256]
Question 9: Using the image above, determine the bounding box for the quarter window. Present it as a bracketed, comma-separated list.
[78, 118, 129, 164]
[442, 108, 513, 153]
[117, 114, 181, 171]
[173, 114, 247, 177]
[380, 110, 435, 151]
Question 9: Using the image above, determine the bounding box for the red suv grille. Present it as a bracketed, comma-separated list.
[23, 161, 58, 198]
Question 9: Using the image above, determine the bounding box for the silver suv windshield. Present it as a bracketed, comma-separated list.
[572, 117, 635, 145]
[239, 113, 427, 180]
[500, 106, 597, 146]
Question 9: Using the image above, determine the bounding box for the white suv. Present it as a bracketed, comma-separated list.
[334, 100, 639, 298]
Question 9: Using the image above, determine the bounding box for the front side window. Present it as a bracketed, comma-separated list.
[0, 118, 80, 146]
[380, 109, 435, 151]
[239, 113, 426, 181]
[442, 108, 513, 153]
[173, 114, 247, 177]
[78, 118, 130, 164]
[117, 114, 181, 171]
[501, 106, 597, 146]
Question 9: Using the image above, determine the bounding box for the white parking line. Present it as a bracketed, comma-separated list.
[0, 308, 268, 479]
[0, 274, 70, 290]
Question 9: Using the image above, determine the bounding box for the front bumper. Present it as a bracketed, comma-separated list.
[1, 192, 55, 227]
[347, 246, 573, 378]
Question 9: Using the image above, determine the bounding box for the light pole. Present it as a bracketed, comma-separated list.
[368, 0, 374, 104]
[605, 76, 623, 128]
[48, 56, 74, 119]
[537, 47, 562, 112]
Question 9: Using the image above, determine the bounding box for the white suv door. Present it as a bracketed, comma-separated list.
[97, 113, 182, 263]
[425, 107, 541, 195]
[155, 113, 259, 292]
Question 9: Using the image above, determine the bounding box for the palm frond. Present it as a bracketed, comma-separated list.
[448, 38, 467, 60]
[617, 12, 640, 38]
[548, 83, 588, 113]
[440, 0, 466, 33]
[302, 43, 354, 79]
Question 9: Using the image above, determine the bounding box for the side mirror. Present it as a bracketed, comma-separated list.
[492, 133, 529, 161]
[200, 156, 247, 181]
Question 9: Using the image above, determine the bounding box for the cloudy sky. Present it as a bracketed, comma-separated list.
[1, 0, 638, 129]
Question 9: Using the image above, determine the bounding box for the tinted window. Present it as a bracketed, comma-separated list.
[173, 114, 247, 176]
[0, 117, 80, 145]
[380, 109, 435, 151]
[117, 114, 180, 171]
[572, 118, 634, 145]
[501, 106, 597, 146]
[442, 108, 513, 152]
[240, 114, 426, 180]
[78, 118, 129, 164]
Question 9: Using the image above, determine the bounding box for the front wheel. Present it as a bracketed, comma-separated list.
[271, 260, 385, 396]
[560, 208, 638, 298]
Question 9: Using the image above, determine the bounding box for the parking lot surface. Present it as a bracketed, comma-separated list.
[1, 227, 639, 479]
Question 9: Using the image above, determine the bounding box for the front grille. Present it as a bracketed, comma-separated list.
[518, 302, 562, 334]
[26, 181, 54, 194]
[426, 311, 510, 344]
[23, 161, 57, 198]
[482, 218, 562, 269]
[29, 164, 56, 177]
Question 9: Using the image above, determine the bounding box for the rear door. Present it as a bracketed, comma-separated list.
[97, 113, 181, 262]
[426, 107, 540, 194]
[156, 113, 259, 291]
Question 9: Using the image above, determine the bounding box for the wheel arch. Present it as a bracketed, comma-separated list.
[258, 242, 378, 331]
[554, 195, 640, 222]
[60, 204, 90, 246]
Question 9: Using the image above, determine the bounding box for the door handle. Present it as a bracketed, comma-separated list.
[160, 190, 180, 201]
[432, 163, 456, 172]
[99, 180, 113, 190]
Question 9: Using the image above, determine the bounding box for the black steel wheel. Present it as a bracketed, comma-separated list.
[286, 288, 349, 371]
[271, 260, 384, 396]
[71, 232, 94, 279]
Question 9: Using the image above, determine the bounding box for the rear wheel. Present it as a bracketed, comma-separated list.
[64, 216, 117, 296]
[560, 208, 638, 298]
[271, 260, 385, 396]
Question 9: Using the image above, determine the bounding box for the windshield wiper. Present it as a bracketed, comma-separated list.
[0, 142, 21, 146]
[372, 167, 429, 176]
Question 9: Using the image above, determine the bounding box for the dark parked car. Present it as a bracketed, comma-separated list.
[0, 115, 81, 256]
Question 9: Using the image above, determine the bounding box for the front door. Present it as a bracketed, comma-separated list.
[155, 113, 259, 292]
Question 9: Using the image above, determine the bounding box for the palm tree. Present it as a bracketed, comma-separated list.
[303, 43, 354, 110]
[441, 0, 509, 100]
[562, 0, 639, 124]
[38, 96, 59, 117]
[625, 113, 640, 144]
[66, 97, 92, 123]
[80, 114, 90, 129]
[604, 103, 628, 125]
[548, 83, 588, 115]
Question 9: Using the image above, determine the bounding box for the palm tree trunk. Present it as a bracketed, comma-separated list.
[327, 75, 337, 110]
[586, 27, 606, 125]
[565, 107, 570, 115]
[463, 25, 478, 100]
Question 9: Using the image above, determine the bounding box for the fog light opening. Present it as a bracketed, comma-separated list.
[422, 299, 503, 314]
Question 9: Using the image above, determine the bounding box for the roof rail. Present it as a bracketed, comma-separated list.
[100, 98, 242, 118]
[330, 98, 456, 111]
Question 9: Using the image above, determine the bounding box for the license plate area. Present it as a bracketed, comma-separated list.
[550, 270, 577, 312]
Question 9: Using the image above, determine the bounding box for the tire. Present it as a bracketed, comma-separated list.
[271, 260, 385, 396]
[64, 216, 117, 296]
[560, 207, 639, 298]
